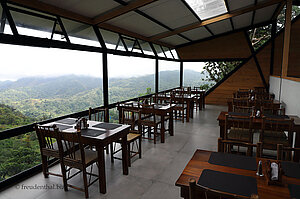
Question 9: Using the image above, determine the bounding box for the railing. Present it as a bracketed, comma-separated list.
[0, 87, 179, 190]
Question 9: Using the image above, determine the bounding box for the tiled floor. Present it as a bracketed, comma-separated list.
[0, 105, 227, 199]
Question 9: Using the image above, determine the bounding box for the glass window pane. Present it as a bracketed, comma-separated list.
[185, 0, 227, 20]
[162, 47, 173, 59]
[171, 49, 179, 59]
[116, 38, 127, 51]
[159, 60, 180, 91]
[183, 62, 208, 89]
[62, 18, 100, 47]
[153, 44, 165, 57]
[108, 55, 155, 104]
[139, 40, 154, 55]
[9, 9, 54, 39]
[100, 28, 120, 49]
[0, 43, 103, 128]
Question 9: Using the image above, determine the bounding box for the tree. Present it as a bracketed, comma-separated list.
[201, 61, 241, 84]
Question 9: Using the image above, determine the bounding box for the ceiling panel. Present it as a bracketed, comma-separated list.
[159, 35, 189, 46]
[181, 27, 212, 41]
[207, 19, 232, 35]
[254, 4, 278, 24]
[106, 11, 168, 37]
[232, 12, 253, 29]
[38, 0, 120, 18]
[139, 0, 198, 29]
[227, 0, 254, 12]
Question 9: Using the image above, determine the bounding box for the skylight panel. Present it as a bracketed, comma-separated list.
[185, 0, 228, 20]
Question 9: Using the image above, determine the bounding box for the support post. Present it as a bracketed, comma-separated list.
[180, 61, 183, 87]
[270, 20, 277, 76]
[155, 58, 159, 93]
[281, 0, 292, 77]
[103, 52, 109, 107]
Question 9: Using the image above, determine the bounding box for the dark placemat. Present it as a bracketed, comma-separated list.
[288, 184, 300, 199]
[282, 161, 300, 179]
[53, 124, 73, 131]
[263, 114, 289, 119]
[92, 123, 122, 130]
[198, 169, 258, 197]
[56, 118, 76, 125]
[208, 152, 257, 171]
[81, 129, 106, 137]
[228, 112, 251, 117]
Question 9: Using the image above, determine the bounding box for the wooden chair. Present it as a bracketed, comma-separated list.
[277, 144, 300, 161]
[189, 178, 259, 199]
[232, 98, 249, 107]
[218, 138, 262, 157]
[234, 90, 250, 98]
[253, 86, 266, 94]
[260, 117, 294, 152]
[89, 107, 109, 154]
[193, 87, 203, 111]
[57, 130, 99, 198]
[139, 103, 161, 144]
[225, 114, 254, 144]
[232, 105, 254, 115]
[261, 107, 285, 116]
[110, 109, 142, 166]
[171, 93, 187, 123]
[35, 124, 66, 178]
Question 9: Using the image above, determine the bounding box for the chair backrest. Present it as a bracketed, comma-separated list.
[35, 124, 60, 157]
[225, 114, 253, 142]
[121, 108, 141, 133]
[261, 107, 285, 116]
[262, 117, 294, 133]
[233, 105, 254, 115]
[139, 103, 156, 124]
[277, 144, 300, 161]
[89, 107, 108, 122]
[253, 87, 266, 94]
[218, 138, 262, 157]
[189, 178, 256, 199]
[57, 130, 85, 168]
[234, 90, 250, 98]
[232, 98, 249, 107]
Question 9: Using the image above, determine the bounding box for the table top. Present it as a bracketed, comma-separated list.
[217, 111, 300, 127]
[43, 117, 130, 142]
[175, 150, 300, 199]
[119, 101, 176, 111]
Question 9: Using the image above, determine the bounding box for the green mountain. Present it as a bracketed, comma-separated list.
[0, 70, 207, 120]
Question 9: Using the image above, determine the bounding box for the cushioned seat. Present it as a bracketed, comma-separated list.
[68, 148, 98, 165]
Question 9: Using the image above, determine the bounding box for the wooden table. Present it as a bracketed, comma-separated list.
[217, 111, 300, 161]
[175, 150, 300, 199]
[44, 118, 130, 194]
[117, 101, 175, 143]
[173, 89, 206, 109]
[155, 94, 195, 122]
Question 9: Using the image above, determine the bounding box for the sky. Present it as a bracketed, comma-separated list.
[0, 26, 205, 81]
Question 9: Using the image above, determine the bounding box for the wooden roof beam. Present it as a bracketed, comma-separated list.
[149, 0, 284, 41]
[93, 0, 157, 25]
[7, 0, 173, 48]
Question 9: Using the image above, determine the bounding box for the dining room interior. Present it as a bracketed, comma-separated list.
[0, 0, 300, 199]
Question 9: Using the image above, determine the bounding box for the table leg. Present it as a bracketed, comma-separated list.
[294, 127, 300, 162]
[170, 111, 174, 136]
[190, 101, 194, 118]
[97, 145, 106, 194]
[161, 115, 165, 143]
[186, 101, 190, 122]
[219, 121, 225, 139]
[202, 93, 205, 109]
[121, 135, 129, 175]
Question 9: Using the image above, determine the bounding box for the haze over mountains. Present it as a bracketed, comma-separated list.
[0, 70, 208, 119]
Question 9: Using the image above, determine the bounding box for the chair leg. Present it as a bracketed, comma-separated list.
[127, 142, 131, 167]
[106, 144, 109, 154]
[82, 169, 89, 198]
[110, 143, 114, 163]
[61, 165, 68, 191]
[154, 126, 157, 144]
[41, 155, 49, 178]
[182, 110, 184, 123]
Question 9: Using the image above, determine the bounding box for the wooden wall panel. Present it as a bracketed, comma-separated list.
[205, 59, 266, 105]
[177, 32, 252, 60]
[205, 17, 300, 105]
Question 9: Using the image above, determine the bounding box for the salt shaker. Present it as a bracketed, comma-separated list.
[256, 160, 264, 176]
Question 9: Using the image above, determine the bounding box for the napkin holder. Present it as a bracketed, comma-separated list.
[266, 160, 283, 186]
